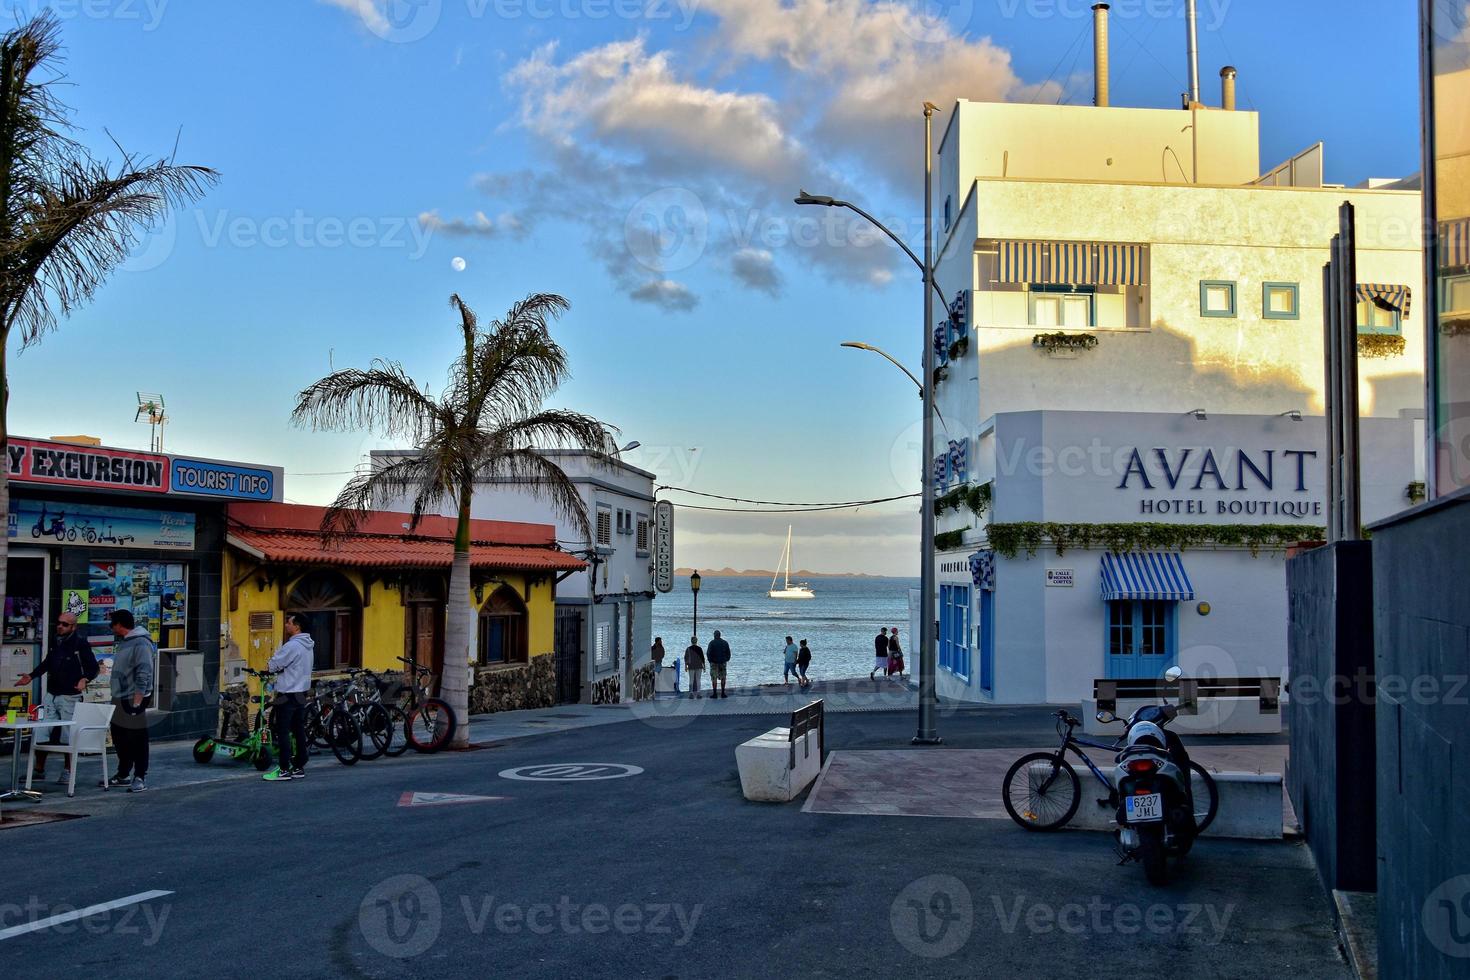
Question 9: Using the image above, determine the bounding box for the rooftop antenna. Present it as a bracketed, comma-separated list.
[1183, 0, 1201, 107]
[135, 393, 168, 452]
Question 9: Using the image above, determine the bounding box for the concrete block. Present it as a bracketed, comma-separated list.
[1062, 769, 1284, 840]
[737, 728, 820, 803]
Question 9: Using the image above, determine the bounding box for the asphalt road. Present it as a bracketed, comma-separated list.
[0, 706, 1347, 979]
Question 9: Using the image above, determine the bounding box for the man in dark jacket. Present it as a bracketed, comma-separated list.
[17, 611, 98, 783]
[705, 630, 731, 699]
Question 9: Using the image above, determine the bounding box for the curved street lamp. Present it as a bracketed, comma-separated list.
[840, 342, 924, 397]
[795, 101, 943, 746]
[689, 570, 702, 642]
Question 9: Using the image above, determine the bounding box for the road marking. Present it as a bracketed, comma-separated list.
[0, 890, 174, 941]
[498, 763, 644, 782]
[397, 791, 507, 807]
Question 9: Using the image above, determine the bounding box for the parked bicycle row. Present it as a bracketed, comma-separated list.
[192, 655, 456, 777]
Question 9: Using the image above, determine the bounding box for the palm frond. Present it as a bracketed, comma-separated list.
[464, 295, 575, 428]
[291, 360, 447, 442]
[492, 408, 617, 457]
[477, 447, 596, 544]
[0, 155, 217, 345]
[319, 453, 451, 542]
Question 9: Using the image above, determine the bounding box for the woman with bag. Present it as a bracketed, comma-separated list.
[887, 628, 906, 678]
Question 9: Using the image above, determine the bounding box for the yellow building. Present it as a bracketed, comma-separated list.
[221, 501, 584, 712]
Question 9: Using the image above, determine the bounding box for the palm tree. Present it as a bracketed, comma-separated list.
[0, 13, 217, 605]
[292, 293, 615, 747]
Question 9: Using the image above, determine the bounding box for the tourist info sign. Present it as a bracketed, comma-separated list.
[654, 500, 675, 593]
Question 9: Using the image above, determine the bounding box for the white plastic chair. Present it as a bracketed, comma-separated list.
[26, 702, 115, 798]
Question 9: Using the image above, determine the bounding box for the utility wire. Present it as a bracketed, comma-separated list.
[1032, 19, 1092, 104]
[667, 497, 920, 514]
[657, 487, 920, 508]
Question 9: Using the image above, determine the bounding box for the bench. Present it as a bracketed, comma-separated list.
[736, 699, 825, 803]
[1082, 677, 1282, 735]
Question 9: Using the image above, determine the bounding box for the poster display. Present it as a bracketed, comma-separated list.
[82, 561, 188, 700]
[63, 589, 89, 622]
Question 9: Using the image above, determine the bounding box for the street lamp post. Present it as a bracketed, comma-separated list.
[690, 570, 702, 642]
[795, 102, 943, 746]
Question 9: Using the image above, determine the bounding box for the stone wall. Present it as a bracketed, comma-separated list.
[468, 655, 555, 715]
[631, 663, 655, 702]
[590, 675, 620, 705]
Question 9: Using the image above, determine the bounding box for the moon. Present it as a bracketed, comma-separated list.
[451, 256, 467, 272]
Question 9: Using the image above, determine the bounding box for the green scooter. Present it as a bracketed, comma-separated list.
[192, 668, 277, 771]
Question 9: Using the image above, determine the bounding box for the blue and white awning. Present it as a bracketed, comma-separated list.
[1357, 283, 1412, 319]
[1098, 552, 1195, 602]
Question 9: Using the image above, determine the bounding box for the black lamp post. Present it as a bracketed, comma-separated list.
[689, 570, 701, 641]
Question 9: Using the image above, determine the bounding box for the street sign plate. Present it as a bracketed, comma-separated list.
[654, 500, 675, 593]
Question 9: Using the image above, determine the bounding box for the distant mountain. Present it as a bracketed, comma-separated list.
[673, 567, 885, 579]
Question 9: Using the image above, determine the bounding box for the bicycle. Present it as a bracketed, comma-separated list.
[354, 668, 409, 758]
[342, 668, 401, 760]
[304, 679, 362, 766]
[1002, 710, 1218, 833]
[397, 655, 456, 753]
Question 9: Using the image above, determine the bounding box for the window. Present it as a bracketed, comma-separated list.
[939, 584, 970, 682]
[596, 507, 612, 547]
[1262, 282, 1299, 320]
[1357, 298, 1401, 335]
[477, 585, 527, 666]
[1200, 280, 1237, 317]
[636, 514, 650, 555]
[943, 195, 952, 232]
[594, 624, 610, 667]
[1029, 285, 1094, 328]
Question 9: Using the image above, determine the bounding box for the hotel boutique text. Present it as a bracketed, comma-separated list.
[1117, 446, 1322, 518]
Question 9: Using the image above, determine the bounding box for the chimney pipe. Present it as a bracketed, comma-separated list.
[1220, 65, 1237, 111]
[1092, 3, 1110, 108]
[1184, 0, 1200, 107]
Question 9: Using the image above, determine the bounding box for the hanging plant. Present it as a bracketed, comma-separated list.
[1405, 481, 1427, 503]
[1032, 332, 1099, 354]
[1357, 333, 1406, 358]
[934, 529, 967, 551]
[933, 365, 948, 386]
[985, 522, 1327, 560]
[948, 336, 970, 360]
[1440, 314, 1470, 337]
[965, 482, 992, 517]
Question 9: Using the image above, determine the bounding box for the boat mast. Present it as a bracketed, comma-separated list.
[784, 526, 793, 589]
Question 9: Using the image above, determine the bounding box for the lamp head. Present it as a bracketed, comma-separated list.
[689, 570, 701, 593]
[794, 189, 837, 207]
[1186, 408, 1208, 421]
[617, 440, 641, 453]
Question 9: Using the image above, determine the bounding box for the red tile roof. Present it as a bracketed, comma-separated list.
[226, 502, 585, 572]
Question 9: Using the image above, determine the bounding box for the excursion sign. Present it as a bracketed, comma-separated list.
[8, 437, 284, 502]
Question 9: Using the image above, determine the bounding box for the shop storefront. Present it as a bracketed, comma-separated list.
[933, 411, 1418, 706]
[3, 437, 283, 740]
[222, 502, 583, 714]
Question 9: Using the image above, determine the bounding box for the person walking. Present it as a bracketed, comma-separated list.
[706, 630, 731, 699]
[782, 636, 800, 687]
[17, 611, 98, 784]
[684, 636, 705, 698]
[796, 639, 812, 690]
[871, 627, 889, 680]
[263, 613, 314, 781]
[104, 609, 154, 793]
[888, 628, 906, 678]
[651, 637, 666, 670]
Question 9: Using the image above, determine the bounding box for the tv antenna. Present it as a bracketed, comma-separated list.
[135, 392, 168, 452]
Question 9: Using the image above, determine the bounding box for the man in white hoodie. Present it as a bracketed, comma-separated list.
[264, 613, 314, 781]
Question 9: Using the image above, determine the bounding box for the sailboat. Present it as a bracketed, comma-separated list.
[768, 526, 816, 599]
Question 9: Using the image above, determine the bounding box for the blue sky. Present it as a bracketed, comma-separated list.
[5, 0, 1422, 574]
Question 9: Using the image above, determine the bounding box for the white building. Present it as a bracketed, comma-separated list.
[925, 50, 1425, 705]
[373, 450, 657, 704]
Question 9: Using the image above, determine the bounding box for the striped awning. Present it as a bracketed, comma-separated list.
[948, 438, 968, 478]
[995, 241, 1145, 286]
[1099, 552, 1195, 602]
[969, 550, 995, 591]
[1441, 218, 1470, 269]
[933, 454, 949, 489]
[1357, 283, 1412, 318]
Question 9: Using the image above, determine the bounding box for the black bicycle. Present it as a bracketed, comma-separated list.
[397, 656, 456, 753]
[346, 668, 407, 759]
[1002, 710, 1218, 833]
[304, 679, 363, 766]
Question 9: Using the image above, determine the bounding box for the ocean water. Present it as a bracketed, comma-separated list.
[651, 574, 919, 689]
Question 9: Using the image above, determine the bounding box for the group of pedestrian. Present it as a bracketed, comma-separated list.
[680, 631, 731, 699]
[782, 636, 814, 690]
[18, 609, 156, 793]
[872, 627, 906, 680]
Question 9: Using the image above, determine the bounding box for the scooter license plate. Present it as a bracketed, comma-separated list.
[1126, 793, 1163, 823]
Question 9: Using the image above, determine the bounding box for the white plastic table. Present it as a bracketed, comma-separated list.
[0, 718, 74, 803]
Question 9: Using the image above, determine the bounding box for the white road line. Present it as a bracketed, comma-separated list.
[0, 890, 174, 941]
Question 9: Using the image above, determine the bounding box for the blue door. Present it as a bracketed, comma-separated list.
[1105, 599, 1173, 679]
[938, 584, 971, 681]
[979, 589, 994, 693]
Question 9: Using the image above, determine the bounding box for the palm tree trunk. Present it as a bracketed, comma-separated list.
[440, 489, 474, 747]
[0, 337, 11, 616]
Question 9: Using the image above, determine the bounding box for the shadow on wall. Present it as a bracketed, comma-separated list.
[976, 320, 1424, 420]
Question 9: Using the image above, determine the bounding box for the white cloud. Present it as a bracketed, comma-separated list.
[318, 0, 389, 34]
[418, 210, 525, 239]
[731, 248, 781, 296]
[630, 278, 699, 312]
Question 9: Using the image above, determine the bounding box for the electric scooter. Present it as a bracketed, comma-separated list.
[192, 668, 277, 771]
